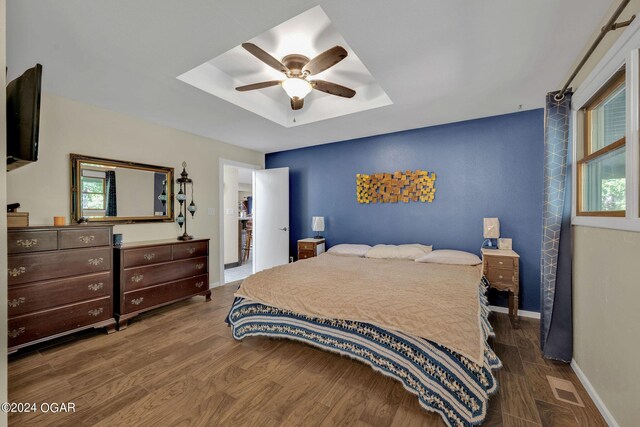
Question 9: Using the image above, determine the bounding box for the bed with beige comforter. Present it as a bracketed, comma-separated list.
[226, 253, 501, 427]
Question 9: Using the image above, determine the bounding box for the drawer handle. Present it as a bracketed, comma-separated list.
[16, 239, 38, 248]
[88, 258, 104, 266]
[8, 327, 26, 338]
[88, 307, 104, 317]
[498, 261, 504, 265]
[498, 275, 503, 279]
[8, 267, 26, 277]
[8, 297, 26, 308]
[131, 274, 144, 283]
[88, 282, 104, 291]
[131, 297, 144, 306]
[195, 281, 205, 288]
[143, 253, 156, 261]
[188, 247, 196, 255]
[79, 235, 95, 244]
[196, 263, 204, 270]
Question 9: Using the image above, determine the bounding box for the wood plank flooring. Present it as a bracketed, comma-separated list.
[8, 283, 606, 426]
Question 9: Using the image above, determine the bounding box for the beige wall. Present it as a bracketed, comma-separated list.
[223, 165, 239, 265]
[6, 93, 264, 285]
[568, 2, 640, 426]
[1, 0, 8, 424]
[573, 227, 640, 426]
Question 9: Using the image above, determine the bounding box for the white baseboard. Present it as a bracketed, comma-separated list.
[489, 305, 540, 319]
[208, 281, 222, 289]
[570, 359, 618, 427]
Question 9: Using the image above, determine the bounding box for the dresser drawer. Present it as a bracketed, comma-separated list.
[8, 247, 112, 286]
[172, 241, 208, 260]
[8, 297, 112, 348]
[486, 268, 515, 288]
[298, 250, 315, 260]
[485, 256, 516, 270]
[123, 245, 172, 268]
[298, 242, 316, 251]
[122, 274, 209, 313]
[8, 230, 58, 254]
[59, 228, 111, 249]
[123, 256, 208, 291]
[8, 272, 111, 317]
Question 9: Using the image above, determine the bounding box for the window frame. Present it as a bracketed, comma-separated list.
[576, 70, 626, 217]
[81, 175, 106, 211]
[571, 17, 640, 232]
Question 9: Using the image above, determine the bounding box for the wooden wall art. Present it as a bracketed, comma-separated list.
[356, 170, 436, 204]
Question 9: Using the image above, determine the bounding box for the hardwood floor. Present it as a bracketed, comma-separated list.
[8, 283, 606, 426]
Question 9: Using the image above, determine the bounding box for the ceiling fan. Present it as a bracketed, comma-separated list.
[235, 42, 356, 111]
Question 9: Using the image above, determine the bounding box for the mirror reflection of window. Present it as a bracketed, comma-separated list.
[81, 168, 108, 217]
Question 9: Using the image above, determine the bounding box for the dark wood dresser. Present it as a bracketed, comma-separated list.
[114, 238, 211, 329]
[7, 225, 116, 353]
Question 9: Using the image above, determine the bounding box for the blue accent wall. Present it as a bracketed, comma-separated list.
[266, 109, 544, 312]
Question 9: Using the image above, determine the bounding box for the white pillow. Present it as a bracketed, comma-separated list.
[415, 250, 481, 265]
[327, 244, 372, 257]
[366, 244, 432, 260]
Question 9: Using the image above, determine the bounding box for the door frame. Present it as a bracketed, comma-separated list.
[218, 158, 262, 286]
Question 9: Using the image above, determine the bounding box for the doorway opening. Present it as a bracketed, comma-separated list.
[220, 161, 258, 285]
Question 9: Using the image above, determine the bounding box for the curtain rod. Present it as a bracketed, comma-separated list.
[555, 0, 635, 101]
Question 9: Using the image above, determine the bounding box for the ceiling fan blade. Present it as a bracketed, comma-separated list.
[242, 43, 289, 74]
[311, 80, 356, 98]
[235, 80, 281, 91]
[290, 97, 304, 110]
[303, 46, 348, 76]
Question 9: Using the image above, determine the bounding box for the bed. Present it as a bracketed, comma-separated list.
[226, 253, 501, 427]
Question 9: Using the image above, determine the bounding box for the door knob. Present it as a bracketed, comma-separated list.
[279, 227, 288, 231]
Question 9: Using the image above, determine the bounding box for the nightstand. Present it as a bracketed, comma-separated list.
[482, 248, 520, 320]
[297, 238, 326, 260]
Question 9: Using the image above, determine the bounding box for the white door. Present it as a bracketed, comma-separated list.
[253, 167, 289, 273]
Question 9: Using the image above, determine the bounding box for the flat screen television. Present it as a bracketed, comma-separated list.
[6, 64, 42, 171]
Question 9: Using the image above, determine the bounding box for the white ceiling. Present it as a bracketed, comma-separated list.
[7, 1, 613, 153]
[178, 6, 392, 128]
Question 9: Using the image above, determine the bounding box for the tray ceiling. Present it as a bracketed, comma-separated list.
[7, 1, 616, 152]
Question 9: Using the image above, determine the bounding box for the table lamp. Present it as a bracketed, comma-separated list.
[312, 216, 325, 239]
[483, 217, 500, 249]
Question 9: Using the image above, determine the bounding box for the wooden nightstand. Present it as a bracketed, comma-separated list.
[482, 248, 520, 320]
[297, 238, 326, 260]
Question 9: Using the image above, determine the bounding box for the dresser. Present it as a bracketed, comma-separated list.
[113, 238, 211, 329]
[297, 238, 326, 260]
[7, 225, 116, 353]
[481, 248, 520, 320]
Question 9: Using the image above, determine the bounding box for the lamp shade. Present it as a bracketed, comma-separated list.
[483, 218, 500, 239]
[312, 216, 325, 232]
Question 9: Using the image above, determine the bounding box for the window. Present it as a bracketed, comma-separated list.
[81, 176, 106, 211]
[577, 71, 626, 216]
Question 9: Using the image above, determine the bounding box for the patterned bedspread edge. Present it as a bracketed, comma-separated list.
[225, 277, 501, 427]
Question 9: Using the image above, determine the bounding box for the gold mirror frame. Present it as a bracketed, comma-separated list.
[71, 153, 175, 224]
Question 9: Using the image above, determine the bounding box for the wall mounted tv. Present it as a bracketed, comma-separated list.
[6, 64, 42, 172]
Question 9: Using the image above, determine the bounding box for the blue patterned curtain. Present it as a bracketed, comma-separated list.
[105, 170, 117, 217]
[540, 91, 573, 362]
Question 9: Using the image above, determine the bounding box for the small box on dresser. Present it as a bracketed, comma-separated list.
[7, 225, 116, 353]
[113, 238, 211, 329]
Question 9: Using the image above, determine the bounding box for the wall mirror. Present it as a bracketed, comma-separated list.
[71, 153, 174, 223]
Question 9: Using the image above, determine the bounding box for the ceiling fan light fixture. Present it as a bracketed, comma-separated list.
[281, 77, 312, 100]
